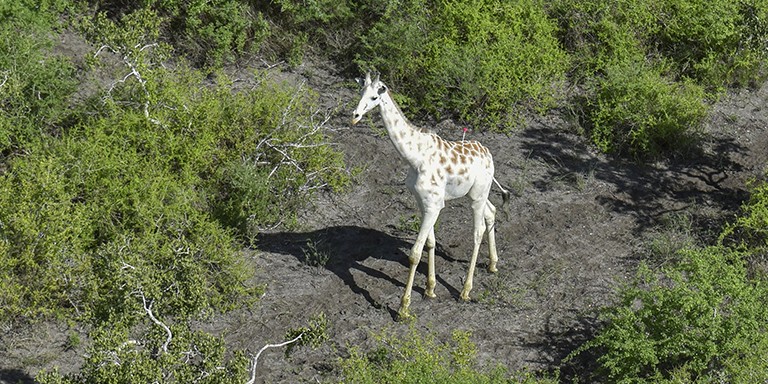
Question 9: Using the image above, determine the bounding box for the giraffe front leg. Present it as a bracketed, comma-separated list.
[398, 208, 440, 320]
[398, 244, 422, 321]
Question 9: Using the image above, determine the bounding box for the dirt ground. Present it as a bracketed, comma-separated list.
[1, 55, 767, 383]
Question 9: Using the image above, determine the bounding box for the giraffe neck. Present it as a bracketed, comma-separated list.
[378, 90, 432, 168]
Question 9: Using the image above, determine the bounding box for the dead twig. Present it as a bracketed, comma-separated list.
[245, 333, 304, 384]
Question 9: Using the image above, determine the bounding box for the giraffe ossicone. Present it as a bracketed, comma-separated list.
[352, 72, 511, 320]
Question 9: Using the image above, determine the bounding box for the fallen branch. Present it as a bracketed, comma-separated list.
[245, 333, 304, 384]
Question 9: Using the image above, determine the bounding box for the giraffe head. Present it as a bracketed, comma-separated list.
[351, 72, 387, 125]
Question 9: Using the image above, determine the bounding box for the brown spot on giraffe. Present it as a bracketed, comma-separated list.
[435, 137, 446, 152]
[445, 164, 453, 174]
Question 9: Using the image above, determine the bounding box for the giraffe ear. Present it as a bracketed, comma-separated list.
[377, 85, 387, 95]
[355, 77, 364, 87]
[364, 72, 372, 85]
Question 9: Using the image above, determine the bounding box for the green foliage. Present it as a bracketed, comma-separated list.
[587, 62, 709, 157]
[340, 328, 557, 384]
[37, 322, 250, 383]
[654, 0, 768, 89]
[0, 11, 78, 153]
[572, 180, 768, 382]
[0, 110, 257, 323]
[721, 179, 768, 250]
[573, 247, 768, 382]
[553, 0, 768, 156]
[157, 0, 269, 67]
[552, 0, 768, 88]
[268, 0, 354, 27]
[0, 32, 348, 325]
[550, 0, 656, 82]
[80, 0, 268, 68]
[284, 312, 330, 356]
[358, 0, 568, 128]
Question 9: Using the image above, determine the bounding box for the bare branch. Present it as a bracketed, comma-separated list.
[0, 71, 8, 89]
[140, 293, 172, 354]
[245, 333, 304, 384]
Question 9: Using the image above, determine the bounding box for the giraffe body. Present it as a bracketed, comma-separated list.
[352, 73, 509, 320]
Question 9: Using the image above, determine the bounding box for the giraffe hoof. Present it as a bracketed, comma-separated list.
[425, 291, 437, 299]
[459, 292, 471, 302]
[488, 265, 498, 273]
[396, 308, 413, 322]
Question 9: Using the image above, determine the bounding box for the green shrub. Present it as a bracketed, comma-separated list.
[79, 0, 268, 68]
[0, 12, 78, 153]
[340, 328, 557, 384]
[571, 246, 768, 382]
[721, 179, 768, 250]
[587, 62, 708, 157]
[572, 181, 768, 382]
[654, 0, 768, 89]
[0, 111, 259, 324]
[0, 52, 349, 324]
[551, 0, 768, 88]
[37, 322, 250, 383]
[358, 0, 568, 128]
[549, 0, 658, 78]
[159, 0, 269, 67]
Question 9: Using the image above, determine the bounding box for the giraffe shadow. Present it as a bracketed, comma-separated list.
[255, 226, 461, 319]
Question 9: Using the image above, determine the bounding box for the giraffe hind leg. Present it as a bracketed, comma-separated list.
[425, 227, 437, 298]
[485, 200, 498, 273]
[460, 199, 487, 301]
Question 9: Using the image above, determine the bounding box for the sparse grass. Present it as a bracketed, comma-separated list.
[397, 214, 422, 234]
[339, 327, 558, 384]
[302, 239, 330, 271]
[477, 272, 527, 308]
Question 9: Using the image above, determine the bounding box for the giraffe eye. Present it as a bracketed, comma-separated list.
[371, 96, 378, 101]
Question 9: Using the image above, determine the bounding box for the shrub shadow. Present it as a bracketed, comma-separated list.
[256, 226, 460, 320]
[521, 315, 603, 382]
[519, 117, 750, 236]
[0, 369, 35, 384]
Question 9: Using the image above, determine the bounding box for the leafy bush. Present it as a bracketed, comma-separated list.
[0, 10, 78, 153]
[358, 0, 568, 127]
[553, 0, 768, 156]
[572, 180, 768, 382]
[80, 0, 268, 68]
[587, 62, 709, 157]
[721, 179, 768, 250]
[340, 328, 557, 384]
[37, 322, 250, 383]
[654, 0, 768, 89]
[571, 247, 768, 382]
[549, 0, 658, 78]
[552, 0, 768, 88]
[0, 37, 349, 325]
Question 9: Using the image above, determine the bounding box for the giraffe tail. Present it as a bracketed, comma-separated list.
[492, 177, 511, 220]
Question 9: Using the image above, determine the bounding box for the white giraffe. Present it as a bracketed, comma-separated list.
[352, 73, 510, 319]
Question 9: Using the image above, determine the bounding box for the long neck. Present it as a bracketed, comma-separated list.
[378, 91, 431, 168]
